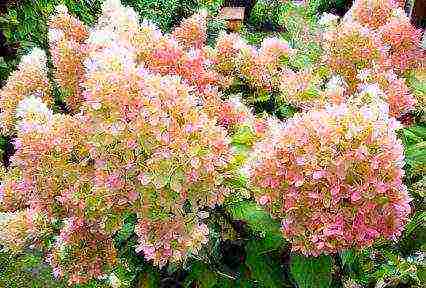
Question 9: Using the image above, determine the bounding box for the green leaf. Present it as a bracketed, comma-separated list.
[403, 212, 426, 238]
[276, 104, 298, 119]
[405, 141, 426, 174]
[225, 200, 285, 250]
[245, 240, 285, 288]
[184, 261, 218, 288]
[136, 266, 160, 288]
[0, 136, 7, 152]
[402, 124, 426, 147]
[115, 215, 136, 243]
[290, 254, 333, 288]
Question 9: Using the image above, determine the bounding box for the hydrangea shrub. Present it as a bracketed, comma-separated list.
[0, 0, 236, 284]
[0, 0, 420, 285]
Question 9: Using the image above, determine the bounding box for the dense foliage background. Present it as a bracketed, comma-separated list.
[0, 0, 424, 287]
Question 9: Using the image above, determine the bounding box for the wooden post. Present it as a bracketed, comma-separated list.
[408, 0, 426, 28]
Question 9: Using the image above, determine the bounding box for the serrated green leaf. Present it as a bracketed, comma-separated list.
[290, 254, 333, 288]
[116, 221, 135, 243]
[340, 249, 356, 268]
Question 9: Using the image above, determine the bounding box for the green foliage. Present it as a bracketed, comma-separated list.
[183, 261, 236, 288]
[197, 0, 224, 14]
[0, 250, 66, 288]
[206, 17, 227, 46]
[290, 254, 333, 288]
[276, 103, 298, 119]
[248, 0, 270, 28]
[122, 0, 198, 32]
[230, 125, 258, 157]
[182, 208, 290, 288]
[372, 252, 423, 288]
[225, 199, 286, 251]
[407, 71, 426, 96]
[307, 0, 347, 16]
[280, 4, 323, 67]
[405, 69, 426, 115]
[239, 25, 273, 45]
[248, 0, 290, 31]
[214, 196, 287, 287]
[133, 266, 160, 288]
[0, 136, 7, 160]
[107, 213, 164, 288]
[397, 211, 426, 258]
[245, 240, 286, 287]
[341, 247, 425, 287]
[401, 124, 426, 181]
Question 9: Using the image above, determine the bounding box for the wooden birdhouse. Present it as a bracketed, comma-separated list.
[218, 7, 245, 31]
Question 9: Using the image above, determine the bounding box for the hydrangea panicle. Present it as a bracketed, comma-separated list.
[0, 210, 30, 252]
[349, 0, 398, 29]
[323, 21, 387, 92]
[172, 10, 208, 50]
[0, 48, 52, 134]
[246, 104, 411, 256]
[48, 5, 89, 112]
[378, 10, 424, 73]
[354, 68, 416, 117]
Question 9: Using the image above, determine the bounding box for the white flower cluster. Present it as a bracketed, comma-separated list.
[18, 48, 48, 73]
[16, 95, 53, 133]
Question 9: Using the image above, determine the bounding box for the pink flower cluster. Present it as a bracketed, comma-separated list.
[83, 69, 234, 267]
[322, 0, 423, 116]
[214, 32, 294, 92]
[355, 67, 416, 117]
[245, 104, 411, 256]
[47, 218, 117, 285]
[0, 48, 52, 135]
[323, 21, 387, 92]
[349, 0, 424, 73]
[216, 96, 251, 129]
[131, 14, 220, 94]
[349, 0, 398, 29]
[378, 12, 424, 73]
[0, 210, 30, 252]
[48, 5, 89, 112]
[135, 218, 210, 267]
[172, 10, 208, 50]
[278, 68, 326, 110]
